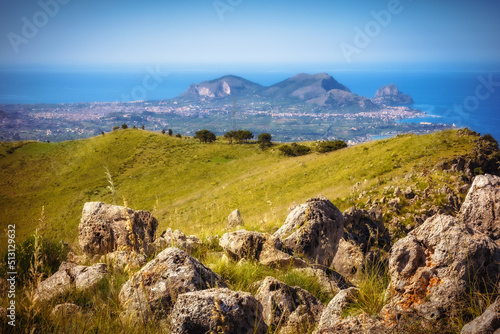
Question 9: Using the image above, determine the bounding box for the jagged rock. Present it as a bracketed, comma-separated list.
[219, 230, 307, 269]
[100, 250, 147, 270]
[342, 207, 391, 252]
[119, 247, 226, 323]
[255, 277, 324, 333]
[388, 198, 400, 212]
[293, 267, 351, 297]
[169, 288, 267, 334]
[153, 228, 202, 254]
[371, 84, 414, 106]
[273, 196, 344, 266]
[393, 187, 402, 197]
[227, 209, 244, 228]
[314, 287, 388, 333]
[79, 202, 158, 256]
[50, 303, 82, 319]
[383, 214, 500, 321]
[403, 187, 415, 199]
[34, 262, 107, 303]
[331, 239, 364, 278]
[461, 296, 500, 334]
[460, 174, 500, 244]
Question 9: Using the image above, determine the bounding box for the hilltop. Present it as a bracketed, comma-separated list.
[1, 128, 498, 249]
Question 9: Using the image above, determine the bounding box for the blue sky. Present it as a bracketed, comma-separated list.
[1, 0, 499, 70]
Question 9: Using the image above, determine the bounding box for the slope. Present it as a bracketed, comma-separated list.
[0, 129, 488, 250]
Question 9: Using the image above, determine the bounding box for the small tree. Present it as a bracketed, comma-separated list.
[101, 131, 105, 136]
[162, 129, 166, 135]
[195, 129, 216, 143]
[141, 125, 145, 130]
[176, 133, 182, 138]
[121, 123, 128, 129]
[113, 126, 120, 131]
[258, 133, 272, 149]
[224, 131, 236, 144]
[279, 143, 311, 157]
[168, 129, 173, 136]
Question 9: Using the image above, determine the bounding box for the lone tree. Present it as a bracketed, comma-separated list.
[258, 133, 272, 149]
[168, 129, 173, 136]
[121, 123, 128, 129]
[224, 131, 236, 144]
[195, 129, 216, 143]
[141, 125, 145, 130]
[162, 129, 166, 134]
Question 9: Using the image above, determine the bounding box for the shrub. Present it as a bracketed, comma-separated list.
[279, 143, 311, 157]
[317, 140, 347, 153]
[121, 123, 128, 129]
[1, 236, 68, 286]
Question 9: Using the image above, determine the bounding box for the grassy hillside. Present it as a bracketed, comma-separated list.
[0, 129, 484, 249]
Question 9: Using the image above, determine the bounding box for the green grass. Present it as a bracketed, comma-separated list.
[0, 129, 480, 250]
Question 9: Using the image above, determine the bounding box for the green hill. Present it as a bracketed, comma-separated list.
[0, 128, 496, 250]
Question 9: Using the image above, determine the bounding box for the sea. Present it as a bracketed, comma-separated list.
[0, 68, 499, 141]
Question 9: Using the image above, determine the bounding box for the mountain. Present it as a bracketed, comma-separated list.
[262, 73, 350, 100]
[371, 84, 414, 106]
[179, 75, 264, 99]
[308, 89, 378, 110]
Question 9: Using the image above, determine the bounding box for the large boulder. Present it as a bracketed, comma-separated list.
[461, 296, 500, 334]
[169, 288, 267, 334]
[255, 276, 324, 334]
[460, 174, 500, 244]
[384, 214, 500, 321]
[78, 202, 158, 256]
[34, 262, 107, 303]
[119, 247, 226, 323]
[273, 196, 344, 266]
[219, 230, 307, 269]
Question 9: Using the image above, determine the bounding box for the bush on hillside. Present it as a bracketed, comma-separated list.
[279, 143, 311, 157]
[317, 140, 347, 153]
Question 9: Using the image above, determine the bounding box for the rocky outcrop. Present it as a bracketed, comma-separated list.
[34, 262, 107, 303]
[293, 267, 352, 297]
[330, 239, 365, 278]
[255, 277, 324, 333]
[384, 214, 500, 321]
[79, 202, 158, 256]
[273, 196, 344, 266]
[219, 230, 307, 268]
[153, 228, 202, 254]
[461, 297, 500, 334]
[119, 247, 226, 323]
[460, 174, 500, 244]
[169, 288, 267, 334]
[371, 84, 414, 106]
[227, 209, 243, 228]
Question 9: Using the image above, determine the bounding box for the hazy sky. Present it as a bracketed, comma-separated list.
[1, 0, 499, 69]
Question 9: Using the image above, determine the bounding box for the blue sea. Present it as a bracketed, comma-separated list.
[0, 68, 499, 140]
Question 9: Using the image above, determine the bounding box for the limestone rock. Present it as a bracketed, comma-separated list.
[100, 250, 147, 271]
[50, 303, 82, 319]
[169, 288, 267, 334]
[119, 247, 226, 323]
[78, 202, 158, 256]
[153, 228, 202, 254]
[342, 206, 391, 252]
[273, 196, 344, 266]
[314, 287, 358, 331]
[372, 84, 414, 106]
[384, 214, 500, 321]
[293, 267, 351, 298]
[34, 262, 107, 303]
[331, 239, 364, 278]
[227, 209, 244, 228]
[461, 296, 500, 334]
[460, 174, 500, 244]
[220, 230, 307, 269]
[255, 277, 324, 333]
